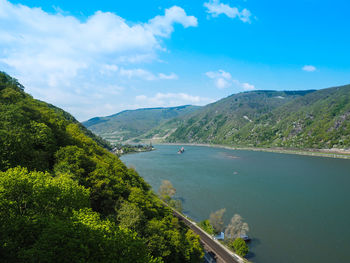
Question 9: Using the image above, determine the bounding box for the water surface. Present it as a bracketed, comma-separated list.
[121, 145, 350, 263]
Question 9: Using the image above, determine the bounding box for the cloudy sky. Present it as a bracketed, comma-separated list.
[1, 0, 349, 121]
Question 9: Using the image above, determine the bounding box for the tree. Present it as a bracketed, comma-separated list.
[0, 167, 157, 263]
[231, 238, 249, 257]
[224, 214, 249, 240]
[198, 220, 214, 235]
[0, 72, 205, 263]
[158, 180, 176, 202]
[116, 201, 144, 231]
[209, 208, 226, 234]
[169, 199, 183, 212]
[54, 145, 96, 184]
[23, 209, 157, 263]
[183, 230, 205, 262]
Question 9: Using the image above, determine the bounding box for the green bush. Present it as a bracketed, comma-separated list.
[198, 219, 214, 235]
[231, 238, 249, 257]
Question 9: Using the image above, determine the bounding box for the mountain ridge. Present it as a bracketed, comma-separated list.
[84, 84, 350, 150]
[83, 104, 201, 143]
[166, 84, 350, 149]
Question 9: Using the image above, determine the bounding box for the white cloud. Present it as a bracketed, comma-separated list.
[158, 72, 178, 80]
[100, 64, 119, 75]
[240, 82, 255, 91]
[239, 8, 252, 23]
[119, 68, 178, 81]
[302, 65, 317, 72]
[206, 70, 232, 89]
[119, 68, 156, 81]
[135, 92, 212, 107]
[206, 70, 232, 80]
[206, 70, 255, 91]
[215, 78, 230, 89]
[146, 6, 198, 37]
[0, 1, 197, 120]
[204, 0, 252, 23]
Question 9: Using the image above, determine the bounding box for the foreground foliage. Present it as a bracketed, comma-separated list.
[0, 168, 154, 263]
[0, 72, 203, 262]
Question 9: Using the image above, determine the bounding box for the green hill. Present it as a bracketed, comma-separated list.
[166, 85, 350, 149]
[83, 105, 200, 143]
[0, 72, 203, 263]
[83, 85, 350, 150]
[163, 90, 313, 143]
[140, 90, 311, 142]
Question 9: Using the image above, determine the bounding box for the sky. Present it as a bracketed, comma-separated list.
[1, 0, 349, 121]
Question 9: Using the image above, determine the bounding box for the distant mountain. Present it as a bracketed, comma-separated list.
[84, 84, 350, 150]
[141, 90, 311, 141]
[83, 105, 201, 143]
[166, 85, 350, 149]
[164, 90, 314, 144]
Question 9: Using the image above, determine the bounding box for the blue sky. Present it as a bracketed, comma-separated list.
[1, 0, 349, 120]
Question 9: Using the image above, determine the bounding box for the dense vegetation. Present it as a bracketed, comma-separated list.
[83, 105, 200, 143]
[165, 86, 350, 149]
[0, 72, 203, 262]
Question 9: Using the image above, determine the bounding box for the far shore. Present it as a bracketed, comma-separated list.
[158, 142, 350, 160]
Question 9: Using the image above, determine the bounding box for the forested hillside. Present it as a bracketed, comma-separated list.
[164, 90, 310, 143]
[166, 85, 350, 149]
[83, 105, 200, 143]
[142, 90, 311, 142]
[0, 72, 203, 263]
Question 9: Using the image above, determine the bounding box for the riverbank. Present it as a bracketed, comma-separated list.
[112, 143, 155, 156]
[160, 143, 350, 159]
[121, 144, 350, 263]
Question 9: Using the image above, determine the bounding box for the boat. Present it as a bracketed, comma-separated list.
[177, 147, 185, 154]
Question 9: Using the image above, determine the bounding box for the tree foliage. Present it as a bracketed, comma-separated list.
[0, 72, 203, 263]
[209, 208, 226, 234]
[159, 180, 176, 202]
[116, 201, 144, 231]
[0, 167, 155, 263]
[198, 219, 214, 235]
[158, 180, 183, 212]
[224, 214, 249, 240]
[230, 238, 249, 257]
[169, 199, 183, 212]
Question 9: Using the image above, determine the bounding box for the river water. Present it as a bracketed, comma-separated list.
[121, 145, 350, 263]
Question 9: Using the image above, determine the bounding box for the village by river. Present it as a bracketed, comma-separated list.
[121, 144, 350, 263]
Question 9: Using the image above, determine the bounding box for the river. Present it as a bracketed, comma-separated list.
[121, 145, 350, 263]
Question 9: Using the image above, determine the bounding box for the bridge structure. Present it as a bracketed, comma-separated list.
[171, 208, 246, 263]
